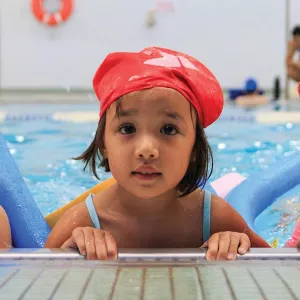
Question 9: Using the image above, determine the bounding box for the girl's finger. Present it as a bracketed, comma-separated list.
[104, 232, 118, 261]
[238, 234, 250, 255]
[206, 234, 219, 261]
[216, 232, 230, 260]
[61, 237, 77, 250]
[227, 233, 240, 260]
[84, 229, 97, 260]
[72, 228, 87, 256]
[94, 230, 108, 260]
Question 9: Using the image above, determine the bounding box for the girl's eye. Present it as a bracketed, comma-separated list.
[161, 125, 178, 135]
[119, 124, 136, 135]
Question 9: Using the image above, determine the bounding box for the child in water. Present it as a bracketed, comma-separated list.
[235, 78, 269, 108]
[0, 206, 11, 248]
[45, 47, 270, 260]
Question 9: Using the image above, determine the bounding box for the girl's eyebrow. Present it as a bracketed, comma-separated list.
[112, 109, 138, 120]
[162, 110, 187, 124]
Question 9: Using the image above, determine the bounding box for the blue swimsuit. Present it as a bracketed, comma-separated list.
[85, 190, 211, 243]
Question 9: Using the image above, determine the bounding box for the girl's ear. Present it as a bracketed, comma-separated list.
[102, 148, 107, 159]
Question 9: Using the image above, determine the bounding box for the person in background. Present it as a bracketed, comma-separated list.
[235, 78, 269, 108]
[45, 46, 271, 260]
[0, 206, 12, 248]
[286, 26, 300, 82]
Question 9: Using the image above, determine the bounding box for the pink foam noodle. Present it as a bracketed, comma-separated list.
[285, 218, 300, 247]
[211, 172, 246, 198]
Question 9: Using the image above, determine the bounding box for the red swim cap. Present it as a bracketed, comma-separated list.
[93, 47, 223, 128]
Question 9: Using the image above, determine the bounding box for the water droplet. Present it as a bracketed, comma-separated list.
[254, 141, 261, 147]
[289, 140, 298, 146]
[9, 148, 16, 155]
[218, 143, 226, 150]
[16, 135, 25, 143]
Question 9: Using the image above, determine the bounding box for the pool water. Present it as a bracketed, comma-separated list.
[1, 104, 300, 247]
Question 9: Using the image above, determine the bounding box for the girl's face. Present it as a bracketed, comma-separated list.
[104, 87, 196, 199]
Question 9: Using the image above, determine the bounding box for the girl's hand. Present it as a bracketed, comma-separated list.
[61, 227, 117, 260]
[201, 231, 250, 261]
[296, 239, 300, 249]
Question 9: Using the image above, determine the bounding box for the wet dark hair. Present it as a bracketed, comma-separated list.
[75, 99, 214, 198]
[292, 26, 300, 36]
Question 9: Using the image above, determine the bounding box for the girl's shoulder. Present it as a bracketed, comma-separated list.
[209, 193, 250, 233]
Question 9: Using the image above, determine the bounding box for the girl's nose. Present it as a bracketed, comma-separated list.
[134, 136, 159, 160]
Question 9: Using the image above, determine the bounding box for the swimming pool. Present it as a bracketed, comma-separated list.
[1, 103, 300, 247]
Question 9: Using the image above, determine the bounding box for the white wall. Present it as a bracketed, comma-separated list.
[0, 0, 299, 89]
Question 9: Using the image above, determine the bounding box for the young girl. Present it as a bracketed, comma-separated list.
[0, 206, 12, 248]
[45, 47, 270, 260]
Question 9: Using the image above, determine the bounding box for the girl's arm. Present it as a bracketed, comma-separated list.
[0, 206, 12, 248]
[45, 202, 118, 260]
[210, 195, 271, 248]
[45, 202, 93, 248]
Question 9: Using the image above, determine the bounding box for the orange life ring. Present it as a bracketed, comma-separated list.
[31, 0, 73, 27]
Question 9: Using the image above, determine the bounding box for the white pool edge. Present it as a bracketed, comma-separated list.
[1, 110, 300, 124]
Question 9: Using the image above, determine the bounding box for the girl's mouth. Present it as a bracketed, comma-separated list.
[131, 171, 162, 181]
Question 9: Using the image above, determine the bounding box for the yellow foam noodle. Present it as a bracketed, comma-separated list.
[45, 177, 116, 228]
[271, 238, 278, 248]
